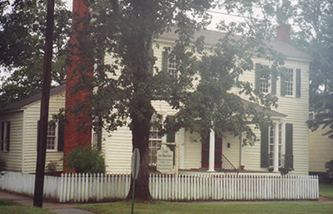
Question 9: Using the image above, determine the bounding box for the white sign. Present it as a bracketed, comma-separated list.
[157, 145, 175, 174]
[131, 148, 140, 179]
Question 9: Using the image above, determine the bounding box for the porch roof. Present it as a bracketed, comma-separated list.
[241, 99, 287, 118]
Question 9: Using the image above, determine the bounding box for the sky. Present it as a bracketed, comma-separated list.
[63, 0, 246, 31]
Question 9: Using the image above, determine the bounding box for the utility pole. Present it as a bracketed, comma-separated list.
[33, 0, 55, 208]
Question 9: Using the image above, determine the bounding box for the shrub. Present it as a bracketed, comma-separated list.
[65, 145, 105, 174]
[326, 160, 333, 180]
[46, 161, 58, 174]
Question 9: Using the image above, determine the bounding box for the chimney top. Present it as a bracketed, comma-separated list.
[276, 24, 291, 43]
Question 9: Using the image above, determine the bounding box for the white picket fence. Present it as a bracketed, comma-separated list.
[0, 172, 319, 202]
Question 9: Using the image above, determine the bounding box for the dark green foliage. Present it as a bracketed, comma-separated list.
[326, 160, 333, 180]
[0, 0, 71, 108]
[65, 146, 105, 174]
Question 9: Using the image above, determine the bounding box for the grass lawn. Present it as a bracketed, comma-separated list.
[319, 183, 333, 198]
[0, 199, 55, 214]
[79, 201, 333, 214]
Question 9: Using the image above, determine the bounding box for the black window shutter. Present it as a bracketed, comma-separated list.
[6, 122, 10, 152]
[37, 121, 40, 151]
[296, 69, 301, 98]
[285, 123, 294, 169]
[1, 122, 4, 151]
[166, 116, 176, 143]
[271, 71, 277, 95]
[57, 122, 64, 152]
[255, 63, 262, 93]
[162, 50, 169, 72]
[280, 67, 286, 96]
[260, 125, 269, 168]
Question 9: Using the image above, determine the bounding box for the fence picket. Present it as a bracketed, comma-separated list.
[0, 172, 320, 202]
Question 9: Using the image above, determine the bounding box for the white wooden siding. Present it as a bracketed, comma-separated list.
[0, 112, 23, 172]
[222, 132, 241, 168]
[22, 91, 65, 173]
[309, 126, 333, 172]
[184, 131, 201, 169]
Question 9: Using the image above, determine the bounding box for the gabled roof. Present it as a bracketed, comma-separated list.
[159, 28, 311, 61]
[0, 85, 66, 114]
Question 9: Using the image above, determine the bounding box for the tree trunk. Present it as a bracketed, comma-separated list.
[125, 34, 154, 201]
[126, 108, 153, 201]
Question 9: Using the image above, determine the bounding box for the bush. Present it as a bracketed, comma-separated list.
[326, 160, 333, 180]
[46, 161, 58, 174]
[65, 146, 105, 174]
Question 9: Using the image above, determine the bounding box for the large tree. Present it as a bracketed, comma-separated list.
[292, 1, 333, 137]
[0, 0, 71, 107]
[69, 0, 283, 201]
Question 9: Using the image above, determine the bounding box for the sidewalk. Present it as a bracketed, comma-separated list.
[0, 190, 96, 214]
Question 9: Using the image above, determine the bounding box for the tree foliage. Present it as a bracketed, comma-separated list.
[0, 0, 71, 107]
[291, 1, 333, 137]
[66, 0, 285, 201]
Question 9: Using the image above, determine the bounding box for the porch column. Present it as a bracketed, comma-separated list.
[208, 129, 215, 172]
[179, 128, 185, 169]
[273, 122, 279, 173]
[239, 132, 245, 169]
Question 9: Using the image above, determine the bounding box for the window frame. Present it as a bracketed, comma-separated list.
[46, 122, 58, 151]
[285, 68, 295, 97]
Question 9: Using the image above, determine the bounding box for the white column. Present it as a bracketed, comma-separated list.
[239, 132, 245, 169]
[273, 122, 279, 173]
[208, 129, 215, 172]
[179, 128, 185, 169]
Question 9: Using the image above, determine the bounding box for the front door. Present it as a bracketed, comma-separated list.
[201, 133, 223, 169]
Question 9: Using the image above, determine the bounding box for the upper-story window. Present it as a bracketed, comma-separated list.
[162, 49, 178, 78]
[285, 68, 294, 96]
[260, 74, 270, 93]
[281, 68, 301, 98]
[168, 55, 178, 78]
[255, 64, 275, 94]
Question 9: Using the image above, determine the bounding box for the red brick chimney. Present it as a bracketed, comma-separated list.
[276, 24, 291, 43]
[64, 0, 93, 163]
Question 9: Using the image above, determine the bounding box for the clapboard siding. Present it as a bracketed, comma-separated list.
[222, 132, 241, 168]
[22, 91, 65, 173]
[104, 126, 132, 173]
[184, 131, 201, 169]
[0, 112, 23, 172]
[309, 126, 333, 172]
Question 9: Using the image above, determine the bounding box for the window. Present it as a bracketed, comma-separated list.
[1, 121, 10, 152]
[168, 55, 178, 78]
[260, 74, 270, 93]
[268, 124, 282, 167]
[309, 111, 315, 120]
[46, 124, 57, 150]
[285, 68, 294, 96]
[255, 64, 276, 94]
[37, 121, 64, 152]
[149, 115, 162, 166]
